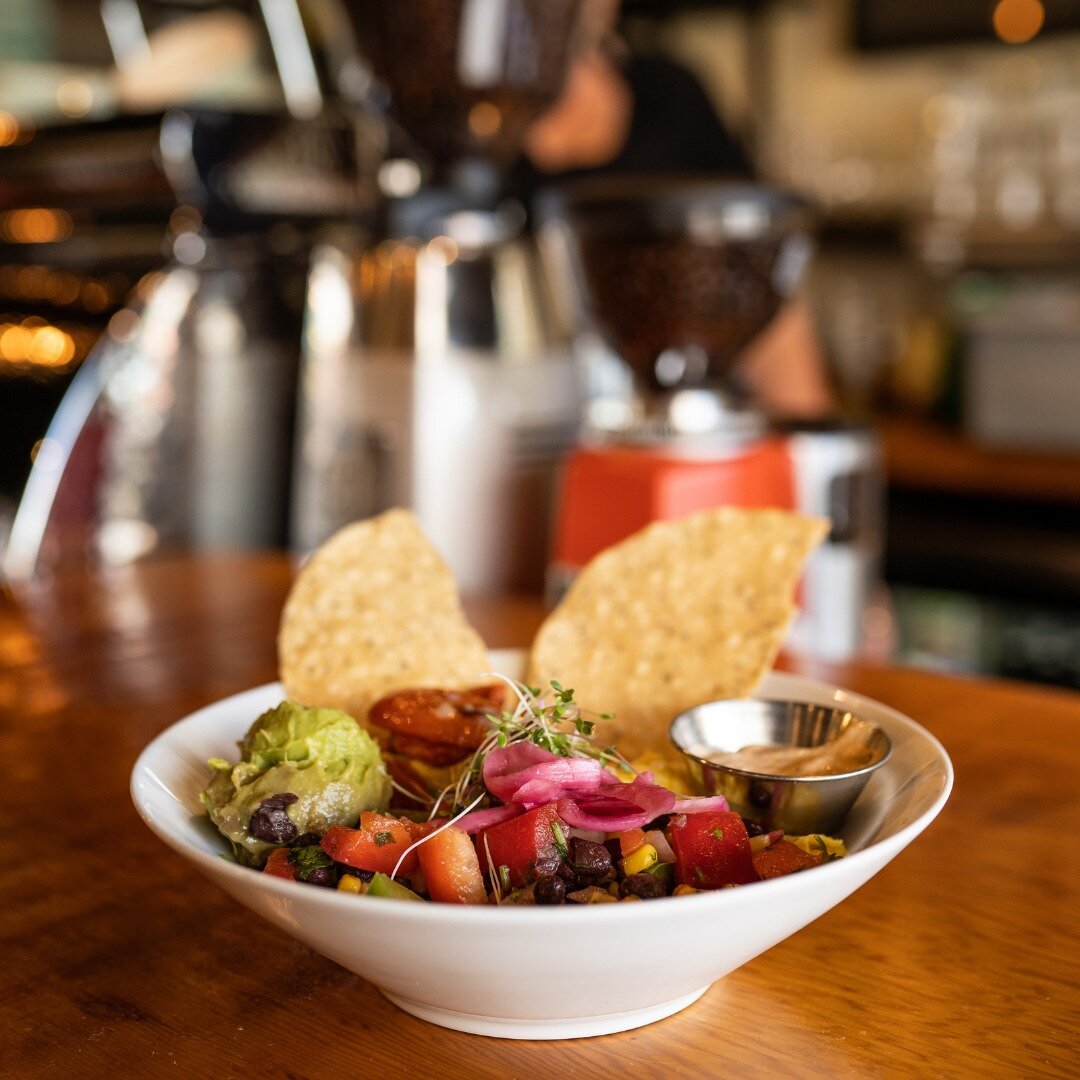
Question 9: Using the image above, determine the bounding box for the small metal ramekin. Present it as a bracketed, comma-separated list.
[669, 699, 892, 836]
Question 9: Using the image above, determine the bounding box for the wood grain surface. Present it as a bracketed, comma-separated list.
[2, 554, 1078, 1079]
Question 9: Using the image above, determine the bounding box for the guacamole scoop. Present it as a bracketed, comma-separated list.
[200, 701, 390, 866]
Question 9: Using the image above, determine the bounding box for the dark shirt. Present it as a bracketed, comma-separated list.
[513, 51, 753, 202]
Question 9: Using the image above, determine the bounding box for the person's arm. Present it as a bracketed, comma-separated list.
[524, 49, 632, 173]
[737, 299, 835, 419]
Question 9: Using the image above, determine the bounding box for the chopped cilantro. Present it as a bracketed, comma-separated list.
[551, 821, 569, 860]
[711, 827, 726, 841]
[288, 845, 333, 881]
[811, 835, 842, 863]
[373, 831, 395, 847]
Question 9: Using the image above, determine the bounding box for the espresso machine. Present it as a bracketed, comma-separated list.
[290, 0, 588, 593]
[541, 179, 883, 660]
[3, 0, 377, 583]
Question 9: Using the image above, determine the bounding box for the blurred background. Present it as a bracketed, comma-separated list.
[2, 0, 1079, 687]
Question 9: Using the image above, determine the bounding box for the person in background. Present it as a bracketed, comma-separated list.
[520, 0, 834, 420]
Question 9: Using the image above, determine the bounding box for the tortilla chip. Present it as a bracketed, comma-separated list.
[279, 510, 491, 726]
[527, 507, 828, 759]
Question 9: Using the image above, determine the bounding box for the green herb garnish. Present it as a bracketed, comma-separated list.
[711, 827, 726, 841]
[551, 821, 569, 860]
[431, 677, 630, 817]
[498, 865, 512, 893]
[810, 835, 842, 863]
[289, 845, 333, 881]
[374, 831, 395, 847]
[643, 861, 674, 889]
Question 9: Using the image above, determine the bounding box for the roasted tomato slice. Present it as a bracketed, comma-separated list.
[388, 733, 473, 766]
[384, 756, 436, 809]
[368, 685, 504, 751]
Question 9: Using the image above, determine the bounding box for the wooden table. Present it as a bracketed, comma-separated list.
[3, 554, 1078, 1079]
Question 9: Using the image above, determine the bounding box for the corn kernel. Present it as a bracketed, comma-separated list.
[749, 834, 773, 854]
[621, 894, 642, 902]
[608, 881, 621, 897]
[672, 884, 699, 896]
[337, 874, 364, 894]
[621, 843, 658, 876]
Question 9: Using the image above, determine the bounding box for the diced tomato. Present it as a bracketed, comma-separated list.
[403, 817, 445, 840]
[752, 839, 822, 880]
[418, 826, 488, 904]
[262, 848, 298, 880]
[475, 802, 564, 889]
[321, 812, 420, 875]
[618, 828, 647, 857]
[667, 811, 757, 889]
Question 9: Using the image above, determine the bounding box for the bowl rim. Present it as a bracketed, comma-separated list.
[668, 698, 894, 784]
[130, 667, 953, 927]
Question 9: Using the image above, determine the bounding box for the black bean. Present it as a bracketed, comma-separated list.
[338, 864, 374, 881]
[259, 793, 298, 810]
[304, 865, 335, 888]
[557, 861, 578, 883]
[532, 852, 562, 879]
[249, 793, 299, 844]
[619, 873, 666, 900]
[534, 875, 566, 905]
[604, 838, 623, 863]
[741, 818, 766, 837]
[292, 832, 322, 848]
[570, 837, 613, 880]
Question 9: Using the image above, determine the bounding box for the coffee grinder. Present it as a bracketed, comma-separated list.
[541, 179, 882, 660]
[291, 0, 589, 593]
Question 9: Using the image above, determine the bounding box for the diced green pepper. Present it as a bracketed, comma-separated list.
[643, 861, 675, 890]
[366, 872, 424, 902]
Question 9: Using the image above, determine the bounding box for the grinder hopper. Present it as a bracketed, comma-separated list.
[344, 0, 587, 187]
[541, 178, 814, 438]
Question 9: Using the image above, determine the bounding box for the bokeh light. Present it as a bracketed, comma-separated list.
[992, 0, 1045, 44]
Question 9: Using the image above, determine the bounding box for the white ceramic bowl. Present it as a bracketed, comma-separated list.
[131, 650, 952, 1040]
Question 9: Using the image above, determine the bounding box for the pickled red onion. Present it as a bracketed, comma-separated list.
[453, 803, 521, 834]
[478, 741, 729, 832]
[671, 795, 730, 813]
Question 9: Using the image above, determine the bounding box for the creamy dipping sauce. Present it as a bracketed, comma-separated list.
[692, 719, 883, 777]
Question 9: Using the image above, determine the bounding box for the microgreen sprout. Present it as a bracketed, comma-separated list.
[430, 675, 629, 818]
[381, 764, 428, 806]
[483, 832, 501, 905]
[388, 791, 485, 881]
[385, 676, 628, 880]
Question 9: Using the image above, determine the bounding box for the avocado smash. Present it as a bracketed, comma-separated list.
[200, 701, 390, 866]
